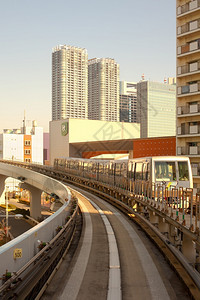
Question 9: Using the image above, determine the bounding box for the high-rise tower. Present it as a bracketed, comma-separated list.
[176, 1, 200, 193]
[119, 81, 137, 123]
[52, 45, 88, 120]
[137, 80, 176, 138]
[88, 58, 119, 122]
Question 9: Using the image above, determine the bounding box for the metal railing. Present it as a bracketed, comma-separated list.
[133, 180, 200, 231]
[177, 146, 200, 156]
[177, 0, 200, 16]
[177, 19, 200, 36]
[177, 40, 200, 56]
[177, 61, 200, 76]
[177, 124, 200, 135]
[177, 82, 200, 96]
[177, 104, 200, 115]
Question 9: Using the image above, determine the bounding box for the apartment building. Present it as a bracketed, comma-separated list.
[119, 81, 137, 123]
[52, 45, 88, 120]
[176, 0, 200, 192]
[88, 58, 119, 122]
[137, 80, 176, 138]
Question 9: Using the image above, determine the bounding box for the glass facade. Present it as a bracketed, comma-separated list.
[137, 81, 176, 138]
[148, 82, 176, 137]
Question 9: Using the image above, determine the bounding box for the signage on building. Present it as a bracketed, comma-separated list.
[61, 122, 68, 136]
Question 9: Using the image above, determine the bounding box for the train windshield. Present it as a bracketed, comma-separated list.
[178, 161, 189, 181]
[155, 162, 176, 182]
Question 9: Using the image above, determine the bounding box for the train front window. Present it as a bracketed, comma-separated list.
[155, 162, 176, 181]
[135, 163, 143, 180]
[178, 161, 189, 181]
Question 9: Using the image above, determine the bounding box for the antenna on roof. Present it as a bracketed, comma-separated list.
[23, 110, 26, 134]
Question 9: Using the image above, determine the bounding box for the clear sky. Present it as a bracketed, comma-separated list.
[0, 0, 176, 133]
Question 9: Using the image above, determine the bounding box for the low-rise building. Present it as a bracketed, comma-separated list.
[0, 120, 43, 164]
[50, 118, 140, 164]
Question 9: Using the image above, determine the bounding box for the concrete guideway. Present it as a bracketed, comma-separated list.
[89, 199, 121, 300]
[90, 194, 171, 300]
[2, 160, 200, 267]
[59, 197, 93, 300]
[0, 162, 70, 220]
[42, 185, 186, 300]
[74, 188, 171, 300]
[57, 190, 122, 300]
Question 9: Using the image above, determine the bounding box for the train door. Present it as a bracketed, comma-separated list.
[113, 163, 116, 187]
[121, 162, 127, 189]
[115, 163, 121, 187]
[97, 162, 100, 182]
[104, 162, 109, 184]
[83, 161, 87, 178]
[128, 162, 135, 192]
[99, 163, 104, 182]
[108, 162, 113, 186]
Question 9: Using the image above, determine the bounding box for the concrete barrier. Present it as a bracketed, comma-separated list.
[0, 163, 71, 284]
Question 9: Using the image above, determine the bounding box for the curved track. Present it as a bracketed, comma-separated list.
[42, 185, 189, 300]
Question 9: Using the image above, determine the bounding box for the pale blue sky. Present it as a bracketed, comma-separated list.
[0, 0, 176, 132]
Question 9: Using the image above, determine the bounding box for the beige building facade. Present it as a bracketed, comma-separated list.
[49, 118, 140, 164]
[176, 0, 200, 192]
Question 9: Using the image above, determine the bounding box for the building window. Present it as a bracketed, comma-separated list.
[24, 149, 31, 155]
[25, 140, 31, 146]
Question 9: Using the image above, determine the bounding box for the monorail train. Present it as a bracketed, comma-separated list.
[54, 156, 193, 191]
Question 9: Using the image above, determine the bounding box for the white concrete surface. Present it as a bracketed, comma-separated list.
[59, 197, 93, 300]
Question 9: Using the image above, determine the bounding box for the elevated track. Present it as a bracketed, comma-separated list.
[1, 160, 200, 299]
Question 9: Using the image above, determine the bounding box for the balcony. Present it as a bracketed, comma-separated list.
[191, 163, 200, 176]
[177, 146, 200, 156]
[177, 124, 200, 136]
[177, 82, 200, 97]
[177, 0, 200, 17]
[177, 40, 200, 57]
[177, 61, 200, 77]
[177, 103, 200, 116]
[177, 19, 200, 36]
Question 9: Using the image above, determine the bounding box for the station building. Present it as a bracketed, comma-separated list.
[50, 118, 140, 164]
[50, 118, 176, 164]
